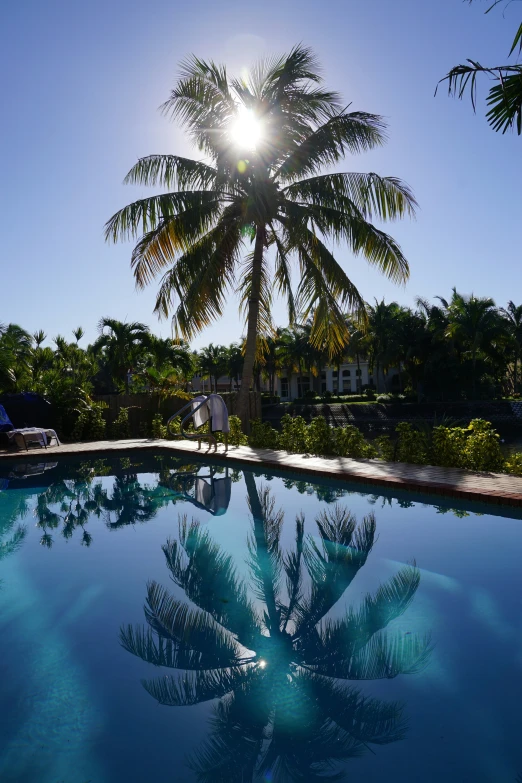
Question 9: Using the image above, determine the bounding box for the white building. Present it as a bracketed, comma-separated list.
[191, 361, 397, 401]
[274, 360, 376, 401]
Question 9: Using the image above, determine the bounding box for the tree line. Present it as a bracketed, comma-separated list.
[1, 289, 521, 417]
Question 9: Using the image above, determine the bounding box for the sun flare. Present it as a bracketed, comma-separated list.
[230, 107, 262, 151]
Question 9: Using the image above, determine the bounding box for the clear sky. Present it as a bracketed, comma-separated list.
[2, 0, 520, 348]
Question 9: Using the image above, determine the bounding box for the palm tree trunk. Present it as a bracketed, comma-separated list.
[237, 228, 265, 431]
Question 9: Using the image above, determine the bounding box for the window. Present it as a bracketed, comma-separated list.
[355, 369, 362, 377]
[321, 373, 326, 380]
[332, 370, 338, 377]
[343, 380, 351, 392]
[280, 378, 289, 398]
[321, 382, 327, 393]
[297, 376, 310, 398]
[332, 379, 338, 393]
[342, 369, 350, 377]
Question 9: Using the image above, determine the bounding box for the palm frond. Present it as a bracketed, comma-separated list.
[162, 516, 262, 649]
[142, 664, 256, 706]
[311, 630, 433, 680]
[119, 624, 242, 670]
[283, 172, 417, 221]
[297, 671, 407, 745]
[104, 190, 223, 244]
[123, 154, 218, 190]
[245, 481, 284, 629]
[276, 111, 387, 182]
[294, 509, 376, 636]
[237, 251, 274, 336]
[143, 580, 240, 663]
[281, 514, 305, 630]
[0, 525, 27, 561]
[154, 215, 243, 337]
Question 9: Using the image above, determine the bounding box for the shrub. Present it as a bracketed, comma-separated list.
[321, 390, 333, 401]
[374, 435, 395, 462]
[151, 414, 167, 439]
[70, 401, 107, 442]
[364, 388, 376, 400]
[376, 393, 393, 402]
[303, 389, 318, 399]
[306, 416, 333, 455]
[279, 414, 308, 453]
[227, 415, 248, 447]
[332, 425, 376, 458]
[505, 451, 522, 476]
[431, 425, 467, 468]
[111, 407, 130, 439]
[395, 422, 429, 465]
[248, 420, 280, 450]
[461, 419, 504, 472]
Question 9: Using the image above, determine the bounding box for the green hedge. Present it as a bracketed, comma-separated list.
[245, 416, 521, 476]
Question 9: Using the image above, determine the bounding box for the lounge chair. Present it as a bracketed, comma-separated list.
[0, 404, 61, 451]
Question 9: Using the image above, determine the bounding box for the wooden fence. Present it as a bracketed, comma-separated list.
[93, 392, 261, 437]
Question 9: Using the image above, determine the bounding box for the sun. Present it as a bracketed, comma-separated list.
[230, 107, 262, 151]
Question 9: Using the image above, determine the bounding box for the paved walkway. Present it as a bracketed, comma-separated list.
[1, 437, 522, 508]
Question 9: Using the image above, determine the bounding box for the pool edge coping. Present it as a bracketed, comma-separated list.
[1, 438, 522, 508]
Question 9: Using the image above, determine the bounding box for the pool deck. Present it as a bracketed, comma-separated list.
[1, 437, 522, 507]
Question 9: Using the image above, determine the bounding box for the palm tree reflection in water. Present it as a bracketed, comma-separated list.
[121, 472, 431, 781]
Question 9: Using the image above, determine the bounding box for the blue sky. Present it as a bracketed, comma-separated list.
[2, 0, 520, 348]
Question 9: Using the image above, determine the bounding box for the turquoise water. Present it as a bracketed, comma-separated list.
[0, 452, 521, 783]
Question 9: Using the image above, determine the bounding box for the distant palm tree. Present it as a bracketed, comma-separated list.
[0, 324, 33, 392]
[121, 478, 431, 781]
[366, 300, 401, 392]
[198, 344, 229, 393]
[92, 318, 150, 392]
[500, 301, 522, 394]
[106, 45, 416, 427]
[145, 335, 194, 380]
[101, 474, 161, 529]
[440, 289, 504, 399]
[225, 343, 244, 392]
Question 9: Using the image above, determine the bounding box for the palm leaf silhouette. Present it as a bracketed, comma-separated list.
[121, 473, 431, 781]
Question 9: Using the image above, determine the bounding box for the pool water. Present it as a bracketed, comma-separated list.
[0, 452, 521, 783]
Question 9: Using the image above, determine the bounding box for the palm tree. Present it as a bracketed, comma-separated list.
[34, 478, 106, 547]
[146, 335, 193, 375]
[344, 320, 368, 392]
[500, 301, 522, 394]
[225, 342, 244, 392]
[198, 344, 229, 393]
[366, 300, 401, 393]
[121, 478, 431, 781]
[101, 474, 161, 529]
[105, 46, 417, 428]
[441, 289, 504, 400]
[0, 324, 33, 392]
[92, 318, 150, 393]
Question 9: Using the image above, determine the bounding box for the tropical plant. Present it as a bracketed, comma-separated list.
[105, 45, 417, 427]
[121, 478, 431, 781]
[500, 301, 522, 394]
[0, 324, 33, 391]
[197, 344, 229, 392]
[92, 318, 150, 392]
[440, 289, 504, 399]
[438, 0, 522, 134]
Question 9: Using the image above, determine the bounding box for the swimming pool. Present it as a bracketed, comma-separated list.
[0, 451, 520, 782]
